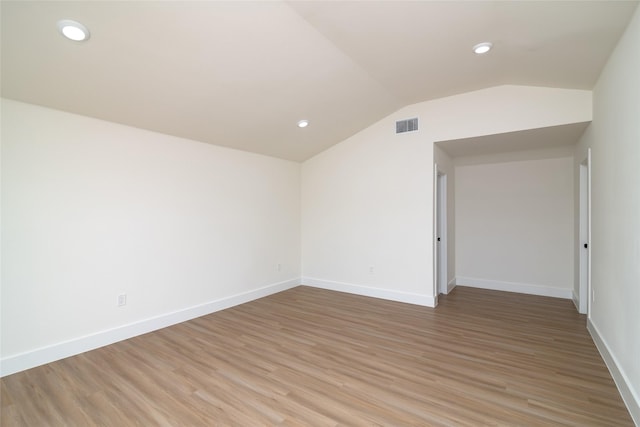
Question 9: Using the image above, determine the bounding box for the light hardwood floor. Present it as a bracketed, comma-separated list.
[1, 286, 634, 426]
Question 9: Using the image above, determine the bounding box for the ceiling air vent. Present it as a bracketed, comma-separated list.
[396, 117, 419, 134]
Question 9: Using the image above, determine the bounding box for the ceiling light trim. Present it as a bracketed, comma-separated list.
[472, 42, 492, 54]
[57, 19, 90, 42]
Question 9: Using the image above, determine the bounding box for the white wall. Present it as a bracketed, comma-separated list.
[575, 6, 640, 422]
[301, 85, 591, 306]
[455, 155, 574, 298]
[1, 99, 301, 375]
[301, 119, 435, 305]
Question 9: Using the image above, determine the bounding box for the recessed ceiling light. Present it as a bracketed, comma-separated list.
[297, 120, 309, 128]
[57, 19, 90, 42]
[472, 42, 492, 54]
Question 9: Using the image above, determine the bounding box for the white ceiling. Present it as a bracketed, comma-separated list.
[1, 1, 637, 162]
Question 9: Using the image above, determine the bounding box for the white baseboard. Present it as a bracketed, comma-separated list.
[302, 277, 436, 307]
[455, 276, 572, 299]
[447, 278, 457, 294]
[572, 290, 580, 312]
[588, 318, 640, 425]
[0, 278, 301, 378]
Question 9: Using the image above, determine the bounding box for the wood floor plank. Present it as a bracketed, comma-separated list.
[0, 286, 634, 426]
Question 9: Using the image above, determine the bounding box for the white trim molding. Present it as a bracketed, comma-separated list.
[588, 318, 640, 425]
[0, 278, 301, 377]
[572, 290, 580, 312]
[455, 277, 573, 299]
[302, 277, 436, 307]
[447, 278, 457, 294]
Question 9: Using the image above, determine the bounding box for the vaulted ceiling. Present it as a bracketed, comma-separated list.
[2, 1, 637, 161]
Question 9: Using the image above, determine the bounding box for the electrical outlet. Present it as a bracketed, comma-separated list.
[369, 266, 375, 274]
[277, 263, 282, 272]
[118, 294, 127, 307]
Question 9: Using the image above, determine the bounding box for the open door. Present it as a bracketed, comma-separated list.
[436, 170, 448, 295]
[578, 148, 591, 315]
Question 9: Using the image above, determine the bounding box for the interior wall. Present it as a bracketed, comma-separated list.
[434, 145, 455, 290]
[1, 99, 301, 372]
[575, 5, 640, 421]
[301, 116, 435, 305]
[301, 85, 591, 306]
[455, 154, 574, 297]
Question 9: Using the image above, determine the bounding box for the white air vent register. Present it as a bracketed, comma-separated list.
[396, 117, 419, 134]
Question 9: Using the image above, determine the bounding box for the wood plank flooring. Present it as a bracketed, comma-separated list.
[1, 286, 634, 426]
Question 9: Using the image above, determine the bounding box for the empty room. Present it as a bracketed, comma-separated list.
[1, 1, 639, 425]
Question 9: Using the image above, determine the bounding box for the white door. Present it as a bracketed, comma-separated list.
[436, 171, 448, 295]
[578, 149, 591, 315]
